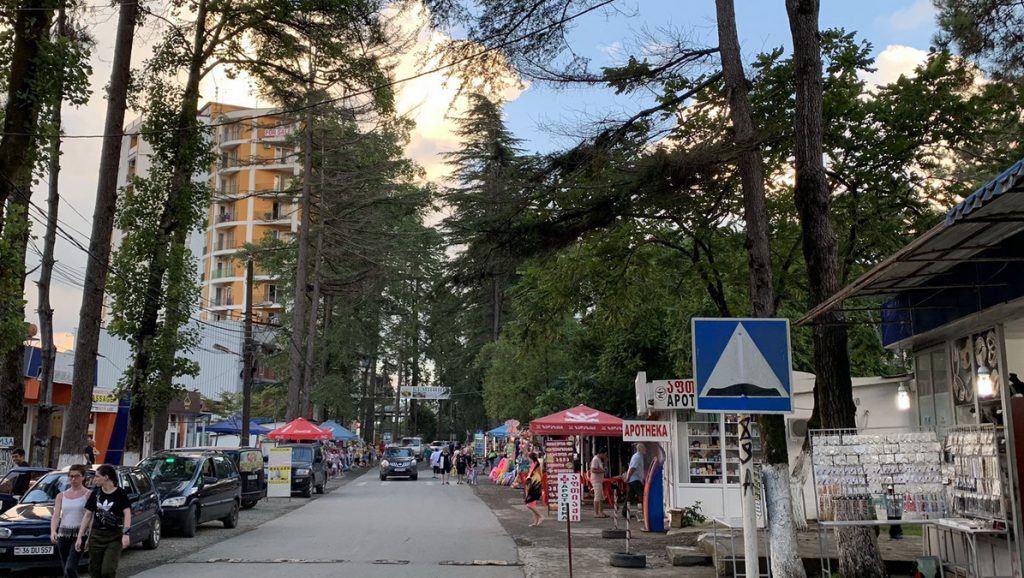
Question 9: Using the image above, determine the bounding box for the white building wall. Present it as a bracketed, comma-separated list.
[96, 320, 245, 400]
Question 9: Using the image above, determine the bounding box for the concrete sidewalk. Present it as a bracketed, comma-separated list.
[472, 479, 718, 577]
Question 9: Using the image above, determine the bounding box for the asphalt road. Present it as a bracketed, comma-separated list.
[130, 464, 523, 577]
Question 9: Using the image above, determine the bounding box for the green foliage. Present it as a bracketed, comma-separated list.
[204, 391, 243, 417]
[679, 501, 707, 527]
[935, 0, 1024, 80]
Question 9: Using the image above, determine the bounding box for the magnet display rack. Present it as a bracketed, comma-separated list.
[946, 424, 1007, 523]
[810, 428, 946, 521]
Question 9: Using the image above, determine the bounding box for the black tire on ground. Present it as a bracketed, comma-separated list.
[410, 475, 417, 481]
[241, 500, 257, 509]
[181, 505, 198, 538]
[315, 482, 325, 494]
[380, 474, 387, 481]
[301, 484, 313, 498]
[142, 517, 161, 550]
[602, 529, 629, 539]
[222, 501, 239, 528]
[609, 552, 646, 568]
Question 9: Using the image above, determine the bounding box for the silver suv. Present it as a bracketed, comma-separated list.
[400, 437, 424, 461]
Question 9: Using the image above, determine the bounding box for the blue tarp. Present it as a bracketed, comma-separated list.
[319, 420, 356, 441]
[207, 416, 271, 435]
[486, 424, 511, 438]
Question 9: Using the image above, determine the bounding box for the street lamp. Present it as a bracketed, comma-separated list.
[896, 383, 911, 411]
[976, 365, 995, 398]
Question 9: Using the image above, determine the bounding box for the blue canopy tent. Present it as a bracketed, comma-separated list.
[207, 416, 271, 435]
[486, 424, 511, 438]
[319, 420, 356, 441]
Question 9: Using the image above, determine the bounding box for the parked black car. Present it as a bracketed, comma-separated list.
[138, 450, 241, 537]
[0, 467, 51, 515]
[379, 447, 418, 481]
[0, 465, 161, 573]
[173, 447, 266, 509]
[273, 444, 327, 498]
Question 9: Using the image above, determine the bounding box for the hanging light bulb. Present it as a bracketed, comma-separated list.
[896, 383, 911, 411]
[977, 365, 995, 398]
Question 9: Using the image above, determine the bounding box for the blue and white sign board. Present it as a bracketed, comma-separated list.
[692, 318, 793, 414]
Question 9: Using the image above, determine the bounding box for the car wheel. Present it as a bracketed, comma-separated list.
[143, 517, 161, 550]
[410, 474, 418, 481]
[315, 480, 325, 494]
[181, 505, 198, 538]
[379, 474, 386, 481]
[301, 484, 313, 498]
[222, 501, 239, 528]
[241, 500, 257, 509]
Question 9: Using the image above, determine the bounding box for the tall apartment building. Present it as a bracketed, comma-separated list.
[117, 102, 302, 325]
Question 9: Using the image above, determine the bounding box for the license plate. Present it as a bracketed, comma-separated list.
[393, 467, 406, 471]
[14, 545, 53, 556]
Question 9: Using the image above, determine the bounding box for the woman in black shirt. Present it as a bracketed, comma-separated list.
[76, 465, 132, 578]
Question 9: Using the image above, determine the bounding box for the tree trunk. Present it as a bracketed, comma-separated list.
[125, 0, 209, 454]
[362, 356, 377, 443]
[301, 232, 322, 418]
[715, 1, 803, 575]
[287, 106, 314, 420]
[0, 0, 56, 444]
[60, 0, 139, 467]
[33, 4, 68, 469]
[785, 0, 885, 576]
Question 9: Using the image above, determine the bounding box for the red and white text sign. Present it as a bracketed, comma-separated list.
[622, 420, 671, 442]
[557, 474, 582, 522]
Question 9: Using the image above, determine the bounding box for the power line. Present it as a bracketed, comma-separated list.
[1, 0, 616, 140]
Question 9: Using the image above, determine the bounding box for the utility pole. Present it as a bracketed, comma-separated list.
[241, 259, 254, 444]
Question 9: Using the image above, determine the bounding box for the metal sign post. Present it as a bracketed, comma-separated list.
[738, 415, 758, 578]
[557, 473, 581, 578]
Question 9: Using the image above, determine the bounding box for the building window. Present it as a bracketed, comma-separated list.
[265, 284, 279, 304]
[914, 346, 954, 432]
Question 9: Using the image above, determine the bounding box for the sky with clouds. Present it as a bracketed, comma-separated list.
[25, 0, 940, 341]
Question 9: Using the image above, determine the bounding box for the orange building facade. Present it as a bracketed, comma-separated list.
[198, 102, 300, 324]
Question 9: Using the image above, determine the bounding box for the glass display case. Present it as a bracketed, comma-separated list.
[682, 413, 760, 484]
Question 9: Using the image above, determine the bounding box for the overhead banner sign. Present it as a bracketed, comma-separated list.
[399, 386, 451, 400]
[622, 420, 671, 442]
[267, 447, 292, 497]
[91, 389, 119, 413]
[692, 318, 793, 414]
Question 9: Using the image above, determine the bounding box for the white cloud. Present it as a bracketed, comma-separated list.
[878, 0, 937, 32]
[860, 44, 930, 87]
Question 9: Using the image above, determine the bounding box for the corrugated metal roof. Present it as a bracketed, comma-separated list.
[798, 158, 1024, 326]
[946, 157, 1024, 224]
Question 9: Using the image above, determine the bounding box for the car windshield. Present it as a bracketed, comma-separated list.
[20, 472, 86, 504]
[386, 448, 413, 458]
[288, 447, 313, 462]
[139, 455, 199, 483]
[401, 438, 420, 446]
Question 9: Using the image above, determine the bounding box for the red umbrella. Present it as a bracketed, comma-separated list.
[266, 417, 332, 441]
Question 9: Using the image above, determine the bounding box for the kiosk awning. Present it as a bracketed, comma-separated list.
[529, 404, 623, 436]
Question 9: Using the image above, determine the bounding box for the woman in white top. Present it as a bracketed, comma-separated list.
[50, 464, 90, 578]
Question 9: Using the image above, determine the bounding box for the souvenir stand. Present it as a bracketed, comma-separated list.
[794, 158, 1024, 577]
[809, 427, 948, 576]
[529, 405, 623, 513]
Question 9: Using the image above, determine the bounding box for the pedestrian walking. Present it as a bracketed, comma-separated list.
[467, 452, 478, 486]
[590, 448, 609, 518]
[621, 443, 647, 518]
[76, 465, 132, 578]
[440, 448, 453, 485]
[83, 438, 97, 465]
[455, 449, 469, 484]
[430, 447, 442, 478]
[51, 464, 89, 577]
[524, 453, 544, 527]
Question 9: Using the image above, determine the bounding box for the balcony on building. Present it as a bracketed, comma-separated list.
[210, 267, 238, 281]
[219, 124, 246, 149]
[211, 295, 234, 307]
